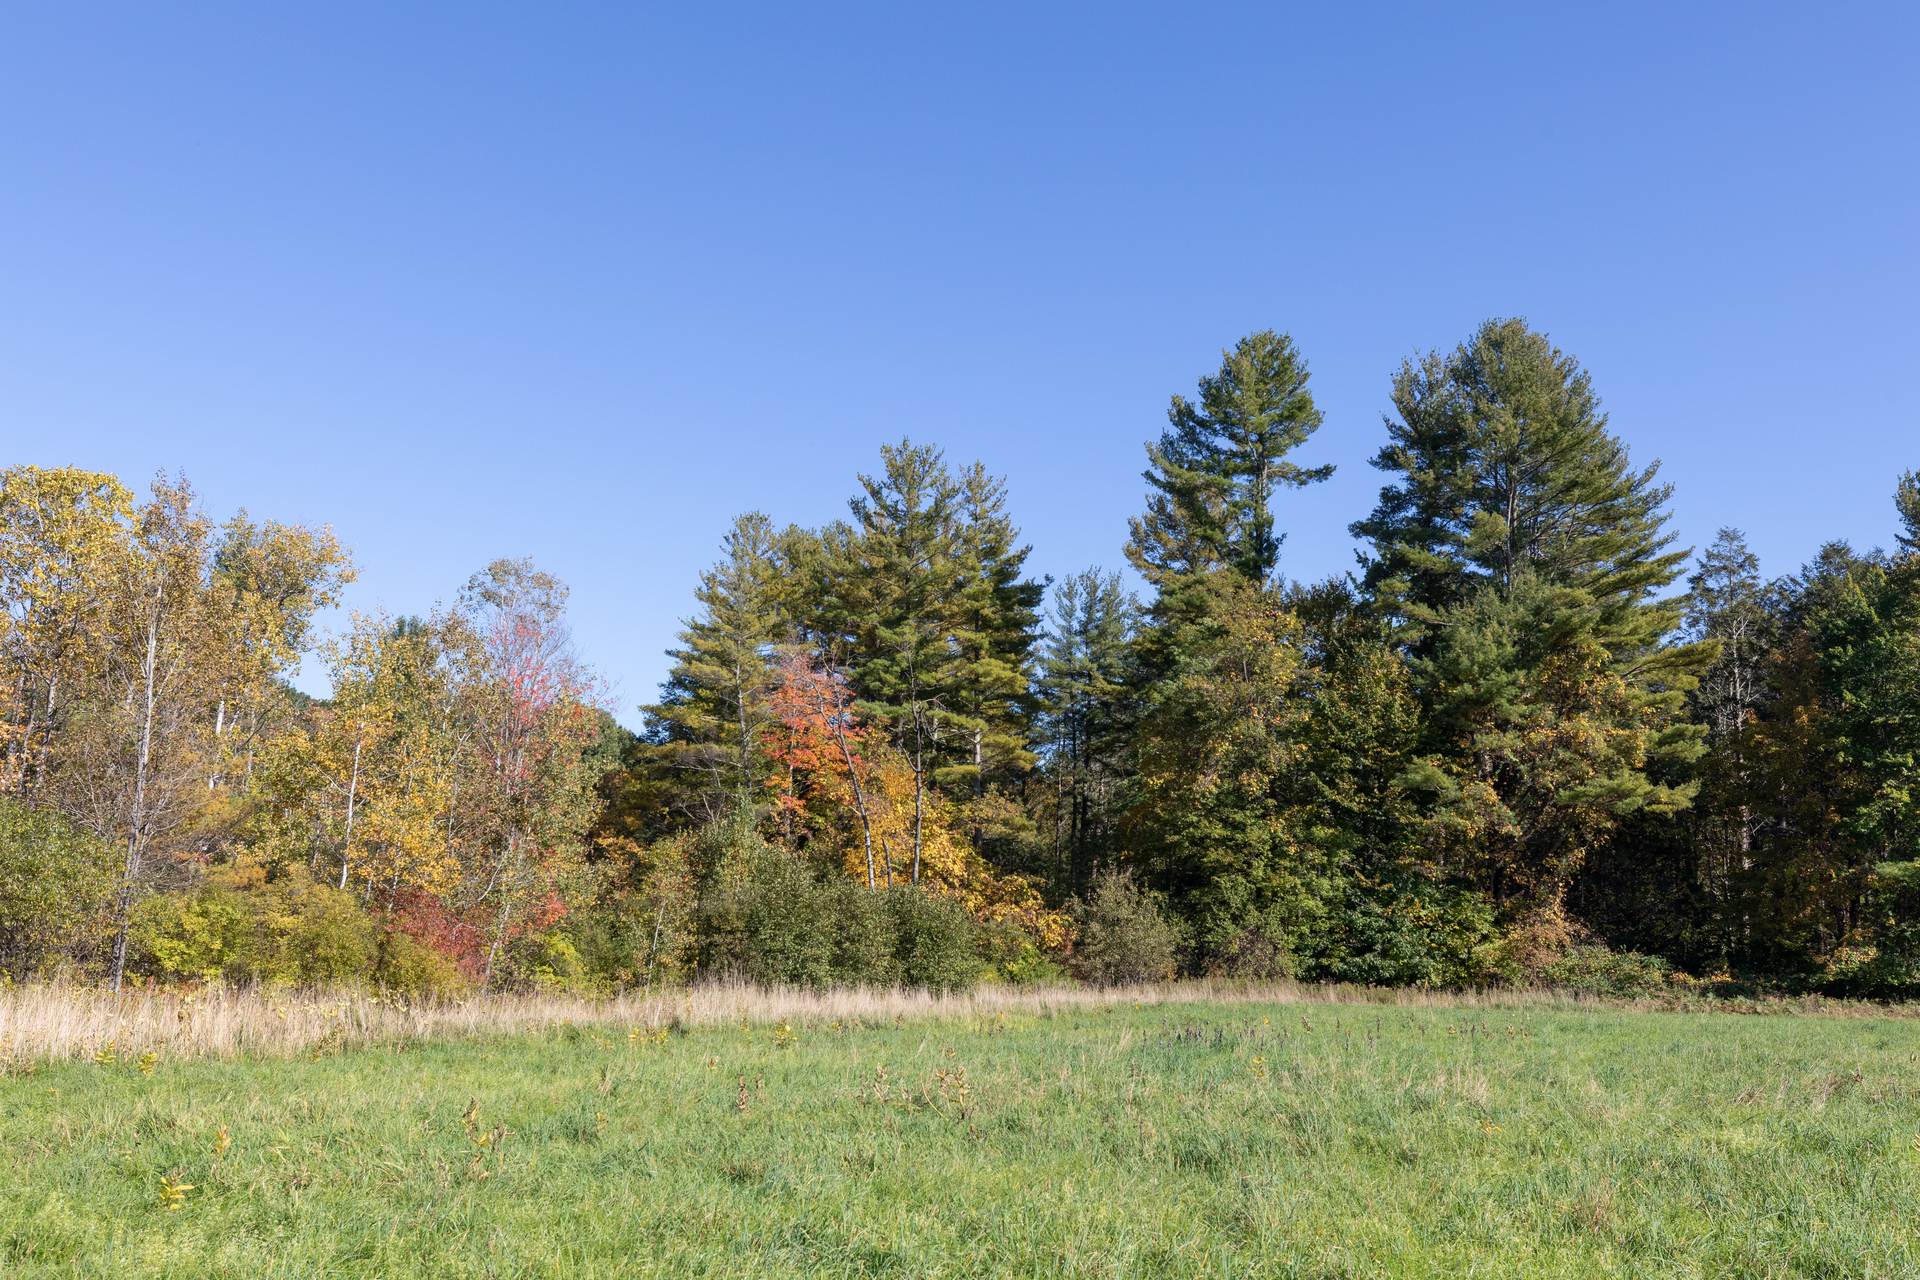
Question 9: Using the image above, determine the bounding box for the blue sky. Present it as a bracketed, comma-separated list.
[3, 3, 1914, 726]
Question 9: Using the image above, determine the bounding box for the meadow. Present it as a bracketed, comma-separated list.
[2, 984, 1917, 1278]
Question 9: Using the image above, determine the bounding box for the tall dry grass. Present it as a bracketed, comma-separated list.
[0, 977, 1899, 1067]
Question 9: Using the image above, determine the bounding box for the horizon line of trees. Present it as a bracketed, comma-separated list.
[6, 316, 1918, 996]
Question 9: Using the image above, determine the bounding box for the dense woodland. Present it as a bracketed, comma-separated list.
[6, 318, 1919, 997]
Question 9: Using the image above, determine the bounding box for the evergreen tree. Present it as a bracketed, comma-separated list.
[944, 461, 1046, 795]
[1355, 319, 1712, 928]
[1896, 469, 1920, 557]
[645, 512, 797, 822]
[1352, 317, 1685, 651]
[1682, 528, 1782, 913]
[1125, 330, 1331, 593]
[815, 441, 1046, 881]
[1035, 569, 1139, 890]
[1687, 529, 1777, 742]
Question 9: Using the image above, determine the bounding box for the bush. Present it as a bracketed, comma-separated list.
[978, 920, 1069, 985]
[1304, 874, 1501, 988]
[886, 887, 978, 991]
[373, 928, 467, 997]
[133, 889, 252, 982]
[133, 868, 374, 986]
[265, 876, 376, 983]
[0, 800, 119, 979]
[1538, 946, 1676, 997]
[696, 839, 979, 991]
[1069, 871, 1181, 985]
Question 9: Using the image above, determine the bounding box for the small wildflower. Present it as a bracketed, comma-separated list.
[157, 1172, 194, 1211]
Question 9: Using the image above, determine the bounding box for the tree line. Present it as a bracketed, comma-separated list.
[7, 317, 1918, 995]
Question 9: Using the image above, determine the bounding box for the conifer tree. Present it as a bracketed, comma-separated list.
[1353, 317, 1686, 650]
[945, 462, 1045, 796]
[1683, 528, 1781, 908]
[646, 512, 795, 822]
[1896, 469, 1920, 557]
[1126, 330, 1332, 592]
[1036, 569, 1139, 888]
[1355, 319, 1712, 926]
[820, 441, 966, 882]
[1687, 529, 1777, 743]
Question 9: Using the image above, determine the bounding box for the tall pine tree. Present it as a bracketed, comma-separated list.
[1126, 329, 1332, 593]
[1355, 319, 1712, 933]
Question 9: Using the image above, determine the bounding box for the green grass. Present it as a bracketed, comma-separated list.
[4, 999, 1920, 1277]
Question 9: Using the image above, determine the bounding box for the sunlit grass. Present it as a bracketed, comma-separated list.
[4, 994, 1918, 1276]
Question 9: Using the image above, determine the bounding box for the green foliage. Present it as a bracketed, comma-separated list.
[977, 920, 1070, 985]
[643, 512, 798, 823]
[1536, 945, 1677, 997]
[1035, 569, 1141, 891]
[884, 885, 980, 991]
[1304, 873, 1499, 988]
[132, 870, 375, 986]
[1353, 317, 1687, 634]
[1811, 551, 1920, 863]
[372, 928, 467, 997]
[131, 889, 252, 983]
[1895, 469, 1920, 556]
[1126, 329, 1332, 589]
[686, 811, 979, 990]
[1068, 871, 1182, 984]
[0, 799, 119, 978]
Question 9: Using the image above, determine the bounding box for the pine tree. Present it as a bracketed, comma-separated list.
[1125, 330, 1332, 592]
[1687, 529, 1777, 742]
[1036, 569, 1139, 889]
[645, 513, 796, 822]
[1895, 469, 1920, 557]
[1684, 527, 1781, 911]
[817, 441, 968, 882]
[944, 461, 1046, 797]
[1354, 319, 1713, 926]
[1352, 317, 1685, 651]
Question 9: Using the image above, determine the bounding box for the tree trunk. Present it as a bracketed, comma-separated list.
[109, 574, 164, 993]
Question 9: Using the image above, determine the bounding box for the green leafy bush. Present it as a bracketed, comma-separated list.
[696, 841, 979, 991]
[1537, 946, 1676, 997]
[1069, 871, 1182, 985]
[0, 799, 119, 979]
[133, 869, 374, 985]
[886, 887, 978, 991]
[373, 928, 467, 997]
[1305, 874, 1501, 988]
[132, 889, 252, 982]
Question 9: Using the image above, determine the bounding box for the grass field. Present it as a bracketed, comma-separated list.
[3, 990, 1918, 1277]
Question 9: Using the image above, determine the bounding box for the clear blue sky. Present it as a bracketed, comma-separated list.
[4, 4, 1914, 726]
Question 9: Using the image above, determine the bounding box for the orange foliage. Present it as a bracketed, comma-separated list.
[764, 654, 1070, 950]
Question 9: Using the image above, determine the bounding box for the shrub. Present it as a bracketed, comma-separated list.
[0, 800, 119, 979]
[886, 887, 978, 992]
[523, 930, 590, 991]
[133, 868, 375, 986]
[1305, 873, 1500, 988]
[1068, 871, 1181, 985]
[268, 877, 376, 983]
[373, 928, 467, 997]
[133, 889, 252, 982]
[694, 837, 979, 991]
[978, 920, 1068, 985]
[1538, 946, 1676, 997]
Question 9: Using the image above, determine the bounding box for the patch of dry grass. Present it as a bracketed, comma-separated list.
[0, 976, 1901, 1068]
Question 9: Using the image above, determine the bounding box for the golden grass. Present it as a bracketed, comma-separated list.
[0, 976, 1900, 1067]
